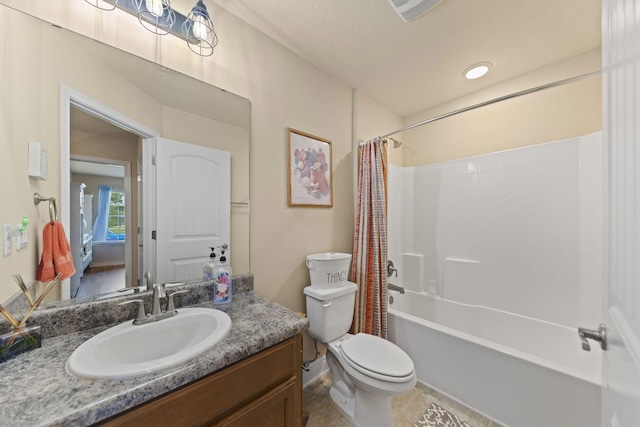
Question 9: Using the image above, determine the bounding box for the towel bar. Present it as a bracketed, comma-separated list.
[33, 193, 57, 224]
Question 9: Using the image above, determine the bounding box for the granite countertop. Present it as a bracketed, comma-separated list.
[0, 288, 308, 426]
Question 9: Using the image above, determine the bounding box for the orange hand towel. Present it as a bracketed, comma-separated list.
[36, 222, 55, 281]
[36, 221, 76, 282]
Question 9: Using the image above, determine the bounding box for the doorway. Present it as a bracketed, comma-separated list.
[60, 85, 160, 300]
[69, 155, 130, 299]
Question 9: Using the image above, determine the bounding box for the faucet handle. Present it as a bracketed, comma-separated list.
[166, 290, 189, 313]
[118, 299, 149, 325]
[387, 260, 398, 277]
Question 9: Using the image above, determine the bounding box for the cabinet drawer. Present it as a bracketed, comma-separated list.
[98, 335, 301, 427]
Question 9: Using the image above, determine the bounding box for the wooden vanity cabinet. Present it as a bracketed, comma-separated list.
[98, 334, 302, 427]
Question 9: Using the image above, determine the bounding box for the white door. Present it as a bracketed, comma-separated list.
[602, 0, 640, 425]
[137, 152, 144, 287]
[154, 137, 230, 284]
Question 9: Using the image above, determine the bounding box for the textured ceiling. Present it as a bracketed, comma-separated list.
[206, 0, 601, 117]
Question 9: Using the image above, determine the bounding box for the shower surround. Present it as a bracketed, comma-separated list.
[386, 132, 603, 424]
[388, 131, 603, 330]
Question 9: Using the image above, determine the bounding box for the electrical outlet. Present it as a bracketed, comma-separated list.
[3, 224, 12, 256]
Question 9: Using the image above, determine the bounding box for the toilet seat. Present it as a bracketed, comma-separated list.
[339, 333, 414, 383]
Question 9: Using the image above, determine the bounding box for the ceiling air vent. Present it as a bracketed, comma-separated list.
[388, 0, 442, 22]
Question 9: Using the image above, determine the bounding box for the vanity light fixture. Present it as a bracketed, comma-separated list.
[463, 61, 492, 80]
[84, 0, 218, 57]
[84, 0, 118, 11]
[183, 0, 218, 57]
[133, 0, 176, 35]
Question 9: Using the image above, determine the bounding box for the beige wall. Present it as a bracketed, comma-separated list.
[354, 90, 404, 167]
[0, 1, 354, 314]
[401, 49, 602, 166]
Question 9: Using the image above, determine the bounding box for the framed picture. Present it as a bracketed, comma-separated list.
[287, 128, 333, 207]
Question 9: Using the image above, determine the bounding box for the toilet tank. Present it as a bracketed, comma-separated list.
[304, 282, 357, 343]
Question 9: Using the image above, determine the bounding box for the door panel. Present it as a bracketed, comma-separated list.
[602, 0, 640, 425]
[155, 137, 230, 284]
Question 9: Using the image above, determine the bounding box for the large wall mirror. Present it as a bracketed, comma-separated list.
[1, 4, 250, 307]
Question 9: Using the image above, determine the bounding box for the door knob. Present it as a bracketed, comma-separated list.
[577, 324, 607, 351]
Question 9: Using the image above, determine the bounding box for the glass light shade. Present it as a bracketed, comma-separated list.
[145, 0, 163, 17]
[192, 14, 208, 41]
[134, 0, 176, 35]
[183, 1, 219, 57]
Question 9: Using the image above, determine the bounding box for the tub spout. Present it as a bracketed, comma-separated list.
[577, 324, 607, 351]
[388, 283, 405, 294]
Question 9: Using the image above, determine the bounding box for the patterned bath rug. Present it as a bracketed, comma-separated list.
[414, 402, 474, 427]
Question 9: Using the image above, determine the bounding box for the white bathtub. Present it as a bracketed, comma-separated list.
[387, 290, 601, 427]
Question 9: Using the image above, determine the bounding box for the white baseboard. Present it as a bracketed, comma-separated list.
[302, 355, 329, 389]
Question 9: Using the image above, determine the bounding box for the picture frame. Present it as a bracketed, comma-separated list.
[287, 128, 333, 207]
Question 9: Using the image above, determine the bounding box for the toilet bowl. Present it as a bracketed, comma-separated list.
[304, 283, 416, 427]
[325, 333, 416, 426]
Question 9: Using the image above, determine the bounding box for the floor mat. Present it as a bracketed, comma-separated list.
[414, 402, 473, 427]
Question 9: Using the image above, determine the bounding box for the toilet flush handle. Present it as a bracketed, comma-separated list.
[323, 302, 332, 308]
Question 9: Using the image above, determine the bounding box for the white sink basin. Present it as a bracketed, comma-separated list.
[66, 307, 231, 380]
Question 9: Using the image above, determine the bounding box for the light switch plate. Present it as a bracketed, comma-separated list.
[3, 224, 12, 256]
[16, 227, 28, 250]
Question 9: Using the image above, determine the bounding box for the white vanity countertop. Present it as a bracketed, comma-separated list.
[0, 291, 308, 426]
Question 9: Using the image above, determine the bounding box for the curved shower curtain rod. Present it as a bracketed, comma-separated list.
[359, 70, 601, 147]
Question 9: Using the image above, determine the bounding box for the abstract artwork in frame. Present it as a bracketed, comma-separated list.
[287, 128, 333, 207]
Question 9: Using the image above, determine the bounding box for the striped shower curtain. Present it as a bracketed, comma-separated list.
[350, 139, 389, 339]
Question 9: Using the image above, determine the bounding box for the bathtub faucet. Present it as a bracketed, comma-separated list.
[387, 260, 398, 278]
[388, 283, 405, 294]
[577, 324, 607, 351]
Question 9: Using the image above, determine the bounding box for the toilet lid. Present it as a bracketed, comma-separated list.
[339, 333, 414, 380]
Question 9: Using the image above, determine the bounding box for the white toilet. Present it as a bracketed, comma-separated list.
[304, 282, 416, 427]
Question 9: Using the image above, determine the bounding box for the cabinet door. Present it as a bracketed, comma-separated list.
[213, 377, 297, 427]
[97, 335, 302, 427]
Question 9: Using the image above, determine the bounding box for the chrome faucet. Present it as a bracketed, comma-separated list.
[577, 324, 607, 351]
[144, 271, 154, 291]
[388, 283, 405, 294]
[151, 284, 167, 317]
[118, 284, 189, 325]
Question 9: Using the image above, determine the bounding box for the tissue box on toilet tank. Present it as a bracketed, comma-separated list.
[306, 252, 352, 288]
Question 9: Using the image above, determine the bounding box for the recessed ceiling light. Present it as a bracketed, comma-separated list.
[463, 62, 492, 80]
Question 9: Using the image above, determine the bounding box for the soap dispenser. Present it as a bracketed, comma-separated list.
[214, 245, 232, 305]
[203, 247, 218, 281]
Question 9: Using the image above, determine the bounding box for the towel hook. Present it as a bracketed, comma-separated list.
[34, 193, 57, 224]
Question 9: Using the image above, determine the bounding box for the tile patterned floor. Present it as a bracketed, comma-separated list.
[303, 373, 502, 427]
